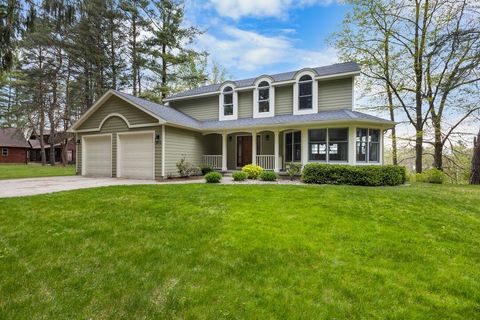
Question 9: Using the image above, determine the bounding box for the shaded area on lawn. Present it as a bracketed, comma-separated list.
[0, 183, 479, 319]
[0, 164, 76, 180]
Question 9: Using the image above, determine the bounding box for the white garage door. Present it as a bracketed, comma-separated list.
[118, 132, 154, 180]
[83, 135, 112, 177]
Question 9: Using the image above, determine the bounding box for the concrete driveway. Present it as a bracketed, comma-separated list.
[0, 176, 162, 198]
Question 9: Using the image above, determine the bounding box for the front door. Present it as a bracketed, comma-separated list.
[237, 135, 252, 167]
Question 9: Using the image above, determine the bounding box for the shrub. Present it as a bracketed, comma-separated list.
[285, 162, 302, 180]
[200, 164, 213, 175]
[188, 166, 202, 176]
[232, 171, 248, 181]
[205, 171, 222, 183]
[176, 156, 192, 177]
[260, 171, 278, 181]
[242, 164, 263, 179]
[302, 164, 406, 186]
[416, 168, 446, 184]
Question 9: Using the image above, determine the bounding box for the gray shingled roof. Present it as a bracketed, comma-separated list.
[113, 91, 393, 131]
[0, 128, 30, 148]
[166, 62, 360, 100]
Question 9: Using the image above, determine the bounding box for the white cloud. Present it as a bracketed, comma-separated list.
[209, 0, 338, 20]
[195, 26, 338, 73]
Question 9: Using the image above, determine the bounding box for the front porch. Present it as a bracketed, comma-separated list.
[200, 125, 384, 173]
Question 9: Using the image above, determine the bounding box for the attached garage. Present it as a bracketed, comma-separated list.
[82, 134, 112, 177]
[117, 131, 155, 179]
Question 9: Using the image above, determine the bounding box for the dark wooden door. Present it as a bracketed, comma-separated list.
[237, 136, 252, 167]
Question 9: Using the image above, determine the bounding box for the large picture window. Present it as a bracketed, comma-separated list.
[223, 86, 233, 116]
[309, 128, 348, 162]
[285, 131, 301, 162]
[257, 81, 270, 113]
[356, 128, 380, 162]
[298, 75, 313, 110]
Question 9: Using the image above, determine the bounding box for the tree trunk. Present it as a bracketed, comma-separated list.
[470, 128, 480, 184]
[432, 116, 443, 169]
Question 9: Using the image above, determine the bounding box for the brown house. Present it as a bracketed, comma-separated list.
[29, 130, 76, 163]
[0, 128, 30, 164]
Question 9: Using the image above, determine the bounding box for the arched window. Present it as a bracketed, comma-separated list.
[258, 81, 270, 113]
[298, 75, 313, 110]
[223, 86, 233, 116]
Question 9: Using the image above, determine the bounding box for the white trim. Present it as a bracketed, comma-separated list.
[81, 133, 113, 177]
[253, 78, 275, 118]
[161, 125, 166, 177]
[293, 71, 318, 115]
[221, 132, 227, 171]
[116, 130, 155, 180]
[74, 112, 161, 133]
[352, 76, 355, 110]
[273, 130, 280, 173]
[219, 83, 238, 121]
[69, 90, 165, 132]
[163, 90, 219, 102]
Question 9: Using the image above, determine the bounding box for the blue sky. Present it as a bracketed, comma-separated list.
[185, 0, 351, 79]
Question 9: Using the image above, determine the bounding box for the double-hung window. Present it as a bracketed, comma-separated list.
[285, 131, 301, 162]
[257, 81, 270, 113]
[309, 128, 349, 162]
[298, 75, 313, 110]
[356, 128, 380, 162]
[223, 86, 233, 116]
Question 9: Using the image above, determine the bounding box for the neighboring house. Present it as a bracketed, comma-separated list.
[69, 62, 394, 180]
[0, 128, 30, 164]
[29, 130, 76, 164]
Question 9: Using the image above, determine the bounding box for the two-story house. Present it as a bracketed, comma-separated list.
[69, 62, 394, 180]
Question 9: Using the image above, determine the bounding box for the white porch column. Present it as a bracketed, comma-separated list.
[274, 130, 280, 172]
[251, 131, 257, 165]
[301, 128, 308, 166]
[348, 126, 356, 164]
[221, 132, 228, 171]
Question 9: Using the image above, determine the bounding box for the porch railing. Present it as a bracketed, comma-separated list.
[256, 155, 275, 170]
[202, 155, 222, 169]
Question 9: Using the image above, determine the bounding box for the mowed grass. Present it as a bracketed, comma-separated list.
[0, 183, 479, 319]
[0, 164, 75, 180]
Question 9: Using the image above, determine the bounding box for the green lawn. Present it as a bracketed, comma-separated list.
[0, 183, 479, 319]
[0, 164, 75, 180]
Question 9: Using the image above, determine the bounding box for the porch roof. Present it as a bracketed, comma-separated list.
[79, 90, 394, 133]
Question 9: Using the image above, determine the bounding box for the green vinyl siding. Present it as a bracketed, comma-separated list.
[164, 126, 204, 177]
[238, 91, 253, 119]
[76, 116, 162, 179]
[318, 77, 353, 110]
[203, 134, 222, 155]
[169, 96, 218, 121]
[275, 85, 293, 116]
[78, 95, 158, 130]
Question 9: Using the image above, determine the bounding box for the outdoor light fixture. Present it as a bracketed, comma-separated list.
[266, 134, 270, 141]
[229, 136, 232, 142]
[155, 134, 160, 143]
[76, 139, 81, 145]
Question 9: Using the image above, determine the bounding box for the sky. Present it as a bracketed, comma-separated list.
[184, 0, 350, 79]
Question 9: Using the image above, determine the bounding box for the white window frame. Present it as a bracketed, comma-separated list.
[355, 128, 381, 164]
[253, 78, 275, 118]
[2, 147, 8, 156]
[308, 128, 349, 163]
[219, 83, 238, 121]
[293, 70, 318, 115]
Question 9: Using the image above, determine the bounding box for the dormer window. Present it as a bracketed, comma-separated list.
[298, 75, 313, 109]
[253, 78, 275, 118]
[223, 86, 233, 116]
[219, 83, 238, 121]
[258, 81, 270, 113]
[293, 71, 318, 115]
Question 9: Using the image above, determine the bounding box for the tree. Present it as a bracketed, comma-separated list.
[470, 128, 480, 185]
[143, 0, 204, 101]
[333, 0, 480, 173]
[0, 0, 22, 74]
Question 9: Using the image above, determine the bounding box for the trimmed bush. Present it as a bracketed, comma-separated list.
[285, 162, 302, 180]
[416, 168, 446, 184]
[232, 171, 248, 181]
[260, 171, 278, 181]
[302, 164, 406, 186]
[242, 164, 264, 179]
[200, 164, 214, 175]
[205, 171, 222, 183]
